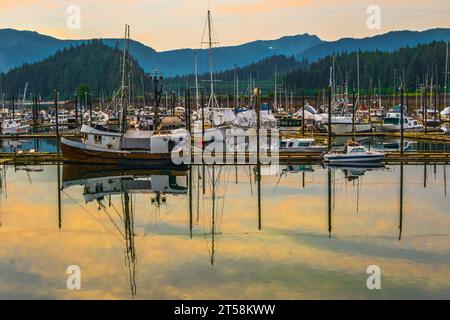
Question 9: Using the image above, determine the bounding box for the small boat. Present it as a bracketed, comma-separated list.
[324, 140, 385, 163]
[379, 108, 423, 132]
[280, 138, 328, 153]
[1, 119, 30, 135]
[323, 116, 372, 134]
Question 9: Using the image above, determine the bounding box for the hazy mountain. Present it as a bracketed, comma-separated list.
[0, 28, 321, 75]
[298, 28, 450, 62]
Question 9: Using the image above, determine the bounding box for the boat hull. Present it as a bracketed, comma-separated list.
[61, 138, 177, 165]
[324, 123, 372, 134]
[1, 125, 30, 135]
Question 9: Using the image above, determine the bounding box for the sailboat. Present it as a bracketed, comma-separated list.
[61, 25, 188, 165]
[192, 10, 235, 142]
[323, 54, 372, 134]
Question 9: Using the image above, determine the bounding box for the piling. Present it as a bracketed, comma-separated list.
[74, 93, 79, 127]
[424, 87, 428, 134]
[302, 89, 305, 136]
[327, 87, 332, 151]
[400, 85, 404, 155]
[352, 90, 356, 135]
[89, 94, 93, 127]
[54, 90, 60, 155]
[255, 87, 261, 165]
[11, 94, 15, 119]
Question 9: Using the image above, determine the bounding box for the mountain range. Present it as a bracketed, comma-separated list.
[0, 28, 320, 75]
[1, 28, 450, 77]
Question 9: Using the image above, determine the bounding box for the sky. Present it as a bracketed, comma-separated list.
[0, 0, 449, 51]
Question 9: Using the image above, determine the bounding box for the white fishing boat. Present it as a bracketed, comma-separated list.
[1, 119, 30, 135]
[324, 141, 385, 163]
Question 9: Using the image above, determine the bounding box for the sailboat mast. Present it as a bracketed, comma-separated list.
[194, 53, 200, 111]
[357, 51, 360, 110]
[120, 25, 127, 107]
[207, 10, 214, 110]
[445, 41, 449, 109]
[274, 66, 278, 111]
[120, 24, 130, 134]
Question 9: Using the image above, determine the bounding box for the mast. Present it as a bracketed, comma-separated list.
[120, 24, 131, 134]
[357, 51, 360, 111]
[201, 10, 219, 111]
[194, 53, 200, 111]
[445, 41, 449, 109]
[274, 66, 278, 111]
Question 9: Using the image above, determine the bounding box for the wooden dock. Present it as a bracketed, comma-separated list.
[1, 151, 449, 165]
[1, 130, 449, 142]
[0, 132, 80, 139]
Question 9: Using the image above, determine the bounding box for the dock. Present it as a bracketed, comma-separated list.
[0, 132, 80, 139]
[1, 151, 449, 165]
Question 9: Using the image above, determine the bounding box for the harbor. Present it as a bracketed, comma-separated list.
[1, 0, 450, 304]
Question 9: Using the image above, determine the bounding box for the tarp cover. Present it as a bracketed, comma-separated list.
[441, 107, 450, 116]
[212, 108, 236, 126]
[232, 110, 277, 129]
[122, 130, 153, 149]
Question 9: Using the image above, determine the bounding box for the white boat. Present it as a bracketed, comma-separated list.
[323, 116, 372, 134]
[280, 138, 328, 153]
[324, 141, 385, 163]
[380, 112, 423, 132]
[1, 119, 30, 135]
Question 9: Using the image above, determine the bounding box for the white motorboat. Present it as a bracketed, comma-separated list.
[323, 116, 372, 134]
[380, 112, 423, 132]
[324, 141, 385, 163]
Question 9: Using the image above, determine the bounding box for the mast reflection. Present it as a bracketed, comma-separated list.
[62, 164, 188, 297]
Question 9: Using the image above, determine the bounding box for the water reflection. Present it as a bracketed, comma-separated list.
[0, 162, 449, 299]
[0, 138, 56, 153]
[61, 165, 189, 297]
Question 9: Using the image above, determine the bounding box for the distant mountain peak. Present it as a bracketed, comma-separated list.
[297, 28, 450, 62]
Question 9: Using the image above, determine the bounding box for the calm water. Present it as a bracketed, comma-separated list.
[0, 163, 449, 299]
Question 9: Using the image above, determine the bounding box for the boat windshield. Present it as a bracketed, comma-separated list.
[350, 147, 367, 153]
[384, 118, 399, 125]
[298, 141, 312, 147]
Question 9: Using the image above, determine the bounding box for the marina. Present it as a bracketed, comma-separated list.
[0, 0, 450, 304]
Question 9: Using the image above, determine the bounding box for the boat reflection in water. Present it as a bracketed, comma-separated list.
[324, 162, 386, 182]
[62, 164, 188, 296]
[62, 165, 188, 204]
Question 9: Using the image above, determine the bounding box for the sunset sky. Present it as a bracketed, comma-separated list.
[0, 0, 449, 51]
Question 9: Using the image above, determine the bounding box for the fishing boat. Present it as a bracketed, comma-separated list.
[1, 118, 30, 135]
[324, 140, 385, 163]
[280, 138, 328, 153]
[61, 25, 189, 166]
